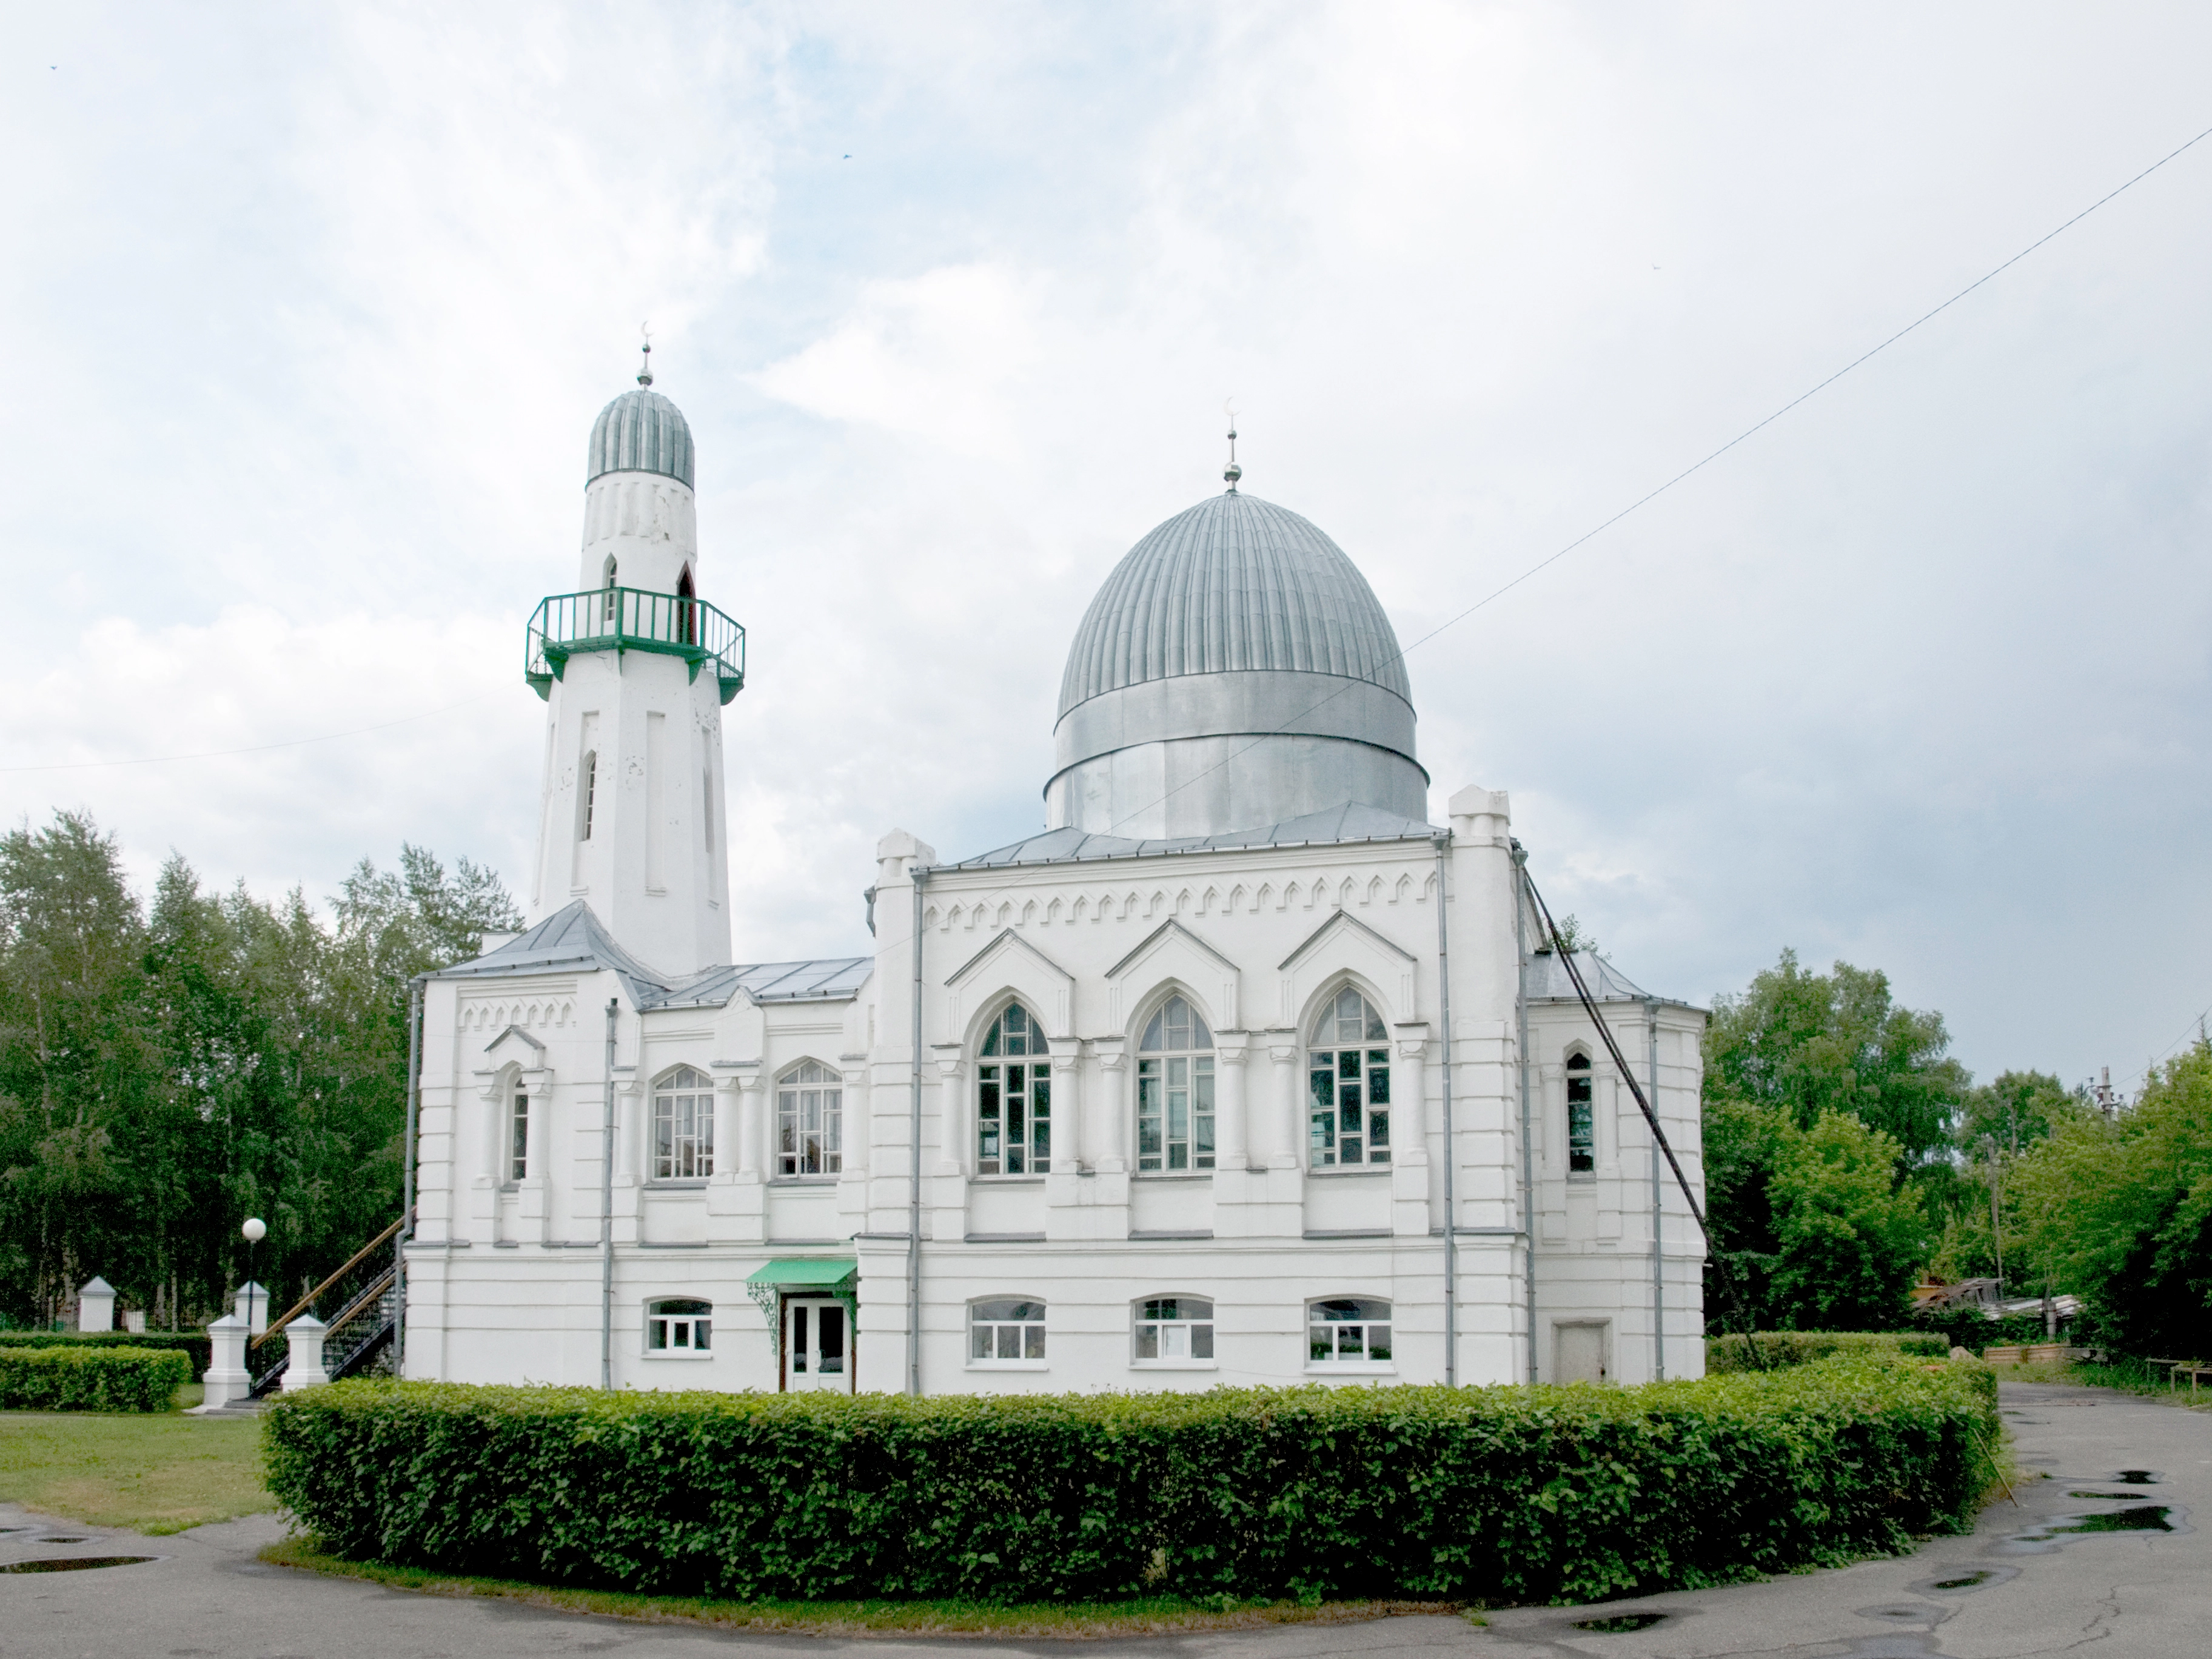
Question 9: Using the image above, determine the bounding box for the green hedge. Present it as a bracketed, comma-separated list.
[1706, 1332, 1951, 1373]
[0, 1345, 193, 1412]
[0, 1330, 213, 1381]
[266, 1356, 1998, 1606]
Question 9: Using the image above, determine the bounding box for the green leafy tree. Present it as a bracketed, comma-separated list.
[1766, 1110, 1929, 1330]
[1958, 1070, 2081, 1157]
[1705, 949, 1968, 1162]
[2009, 1044, 2212, 1356]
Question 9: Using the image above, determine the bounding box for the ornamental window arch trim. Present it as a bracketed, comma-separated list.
[491, 1059, 530, 1187]
[1129, 982, 1219, 1175]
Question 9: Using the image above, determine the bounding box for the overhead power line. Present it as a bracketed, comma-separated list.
[1098, 115, 2212, 840]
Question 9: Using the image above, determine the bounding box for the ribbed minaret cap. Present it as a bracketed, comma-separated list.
[586, 389, 695, 489]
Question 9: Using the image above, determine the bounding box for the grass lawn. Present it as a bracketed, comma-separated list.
[0, 1401, 272, 1534]
[259, 1538, 1475, 1637]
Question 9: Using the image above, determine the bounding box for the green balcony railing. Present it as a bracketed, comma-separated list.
[525, 586, 746, 705]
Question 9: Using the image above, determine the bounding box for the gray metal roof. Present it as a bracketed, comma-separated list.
[947, 803, 1443, 870]
[587, 389, 695, 489]
[1522, 949, 1702, 1013]
[1057, 492, 1413, 720]
[434, 900, 869, 1009]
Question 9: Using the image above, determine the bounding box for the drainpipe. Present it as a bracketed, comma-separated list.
[600, 997, 618, 1390]
[1646, 996, 1664, 1381]
[1512, 842, 1535, 1384]
[908, 865, 929, 1398]
[396, 976, 424, 1375]
[1433, 834, 1456, 1387]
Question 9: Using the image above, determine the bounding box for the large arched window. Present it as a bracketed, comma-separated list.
[777, 1061, 842, 1177]
[977, 1004, 1050, 1175]
[653, 1065, 714, 1179]
[1307, 988, 1391, 1167]
[1566, 1050, 1595, 1174]
[1138, 995, 1214, 1172]
[646, 1297, 710, 1353]
[1308, 1297, 1392, 1366]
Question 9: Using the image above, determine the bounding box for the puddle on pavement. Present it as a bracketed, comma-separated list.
[1857, 1604, 1940, 1624]
[2070, 1490, 2151, 1500]
[1572, 1613, 1667, 1633]
[34, 1535, 93, 1544]
[2003, 1504, 2182, 1550]
[0, 1556, 159, 1574]
[1922, 1568, 2011, 1591]
[2110, 1470, 2161, 1484]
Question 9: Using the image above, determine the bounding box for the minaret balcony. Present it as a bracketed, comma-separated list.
[525, 587, 746, 705]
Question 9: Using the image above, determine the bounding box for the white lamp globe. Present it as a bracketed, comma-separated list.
[241, 1217, 267, 1244]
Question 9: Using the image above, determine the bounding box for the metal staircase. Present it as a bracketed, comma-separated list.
[247, 1217, 403, 1399]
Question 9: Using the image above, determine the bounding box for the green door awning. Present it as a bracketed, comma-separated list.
[746, 1258, 857, 1289]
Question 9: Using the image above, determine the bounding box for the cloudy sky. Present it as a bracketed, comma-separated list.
[5, 4, 2210, 1091]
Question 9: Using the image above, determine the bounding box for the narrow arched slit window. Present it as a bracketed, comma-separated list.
[578, 750, 598, 842]
[977, 1004, 1049, 1175]
[1566, 1051, 1595, 1174]
[1138, 996, 1214, 1172]
[602, 554, 618, 625]
[677, 565, 697, 646]
[1307, 988, 1390, 1167]
[508, 1082, 529, 1183]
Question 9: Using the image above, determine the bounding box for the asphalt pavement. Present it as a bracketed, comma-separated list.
[1, 1379, 2202, 1658]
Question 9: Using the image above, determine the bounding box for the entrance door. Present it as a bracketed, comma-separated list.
[782, 1297, 852, 1392]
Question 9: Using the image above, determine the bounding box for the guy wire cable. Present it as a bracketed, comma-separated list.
[1521, 865, 1768, 1369]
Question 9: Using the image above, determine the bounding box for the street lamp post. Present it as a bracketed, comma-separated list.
[241, 1217, 266, 1387]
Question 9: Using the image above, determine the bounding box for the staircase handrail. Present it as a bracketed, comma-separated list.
[252, 1215, 406, 1350]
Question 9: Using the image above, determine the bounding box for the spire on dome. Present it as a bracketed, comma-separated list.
[1223, 400, 1241, 492]
[637, 321, 654, 387]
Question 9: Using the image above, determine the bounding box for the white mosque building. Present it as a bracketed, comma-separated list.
[397, 368, 1708, 1396]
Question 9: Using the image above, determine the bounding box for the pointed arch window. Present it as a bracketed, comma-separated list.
[601, 555, 618, 625]
[677, 565, 698, 646]
[977, 1004, 1050, 1175]
[777, 1061, 842, 1177]
[508, 1079, 529, 1183]
[652, 1065, 714, 1179]
[1137, 995, 1214, 1172]
[1566, 1051, 1595, 1174]
[1307, 988, 1391, 1168]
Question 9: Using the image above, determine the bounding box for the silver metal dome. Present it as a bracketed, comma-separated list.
[586, 389, 695, 489]
[1048, 491, 1426, 839]
[1057, 492, 1412, 715]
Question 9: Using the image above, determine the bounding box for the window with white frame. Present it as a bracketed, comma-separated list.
[1307, 988, 1392, 1167]
[777, 1060, 842, 1177]
[1566, 1051, 1595, 1174]
[652, 1065, 714, 1179]
[1133, 1296, 1214, 1362]
[646, 1297, 711, 1353]
[969, 1298, 1046, 1363]
[1308, 1297, 1392, 1366]
[577, 749, 599, 841]
[977, 1004, 1050, 1175]
[1137, 996, 1214, 1172]
[507, 1083, 528, 1183]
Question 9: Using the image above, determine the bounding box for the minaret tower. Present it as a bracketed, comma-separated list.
[522, 343, 743, 977]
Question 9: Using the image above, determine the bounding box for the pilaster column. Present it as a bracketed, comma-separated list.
[1093, 1044, 1128, 1173]
[1265, 1031, 1302, 1170]
[522, 1069, 552, 1185]
[934, 1052, 966, 1175]
[737, 1070, 767, 1180]
[711, 1068, 746, 1183]
[1047, 1038, 1084, 1173]
[840, 1066, 870, 1178]
[615, 1074, 643, 1184]
[1215, 1035, 1250, 1171]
